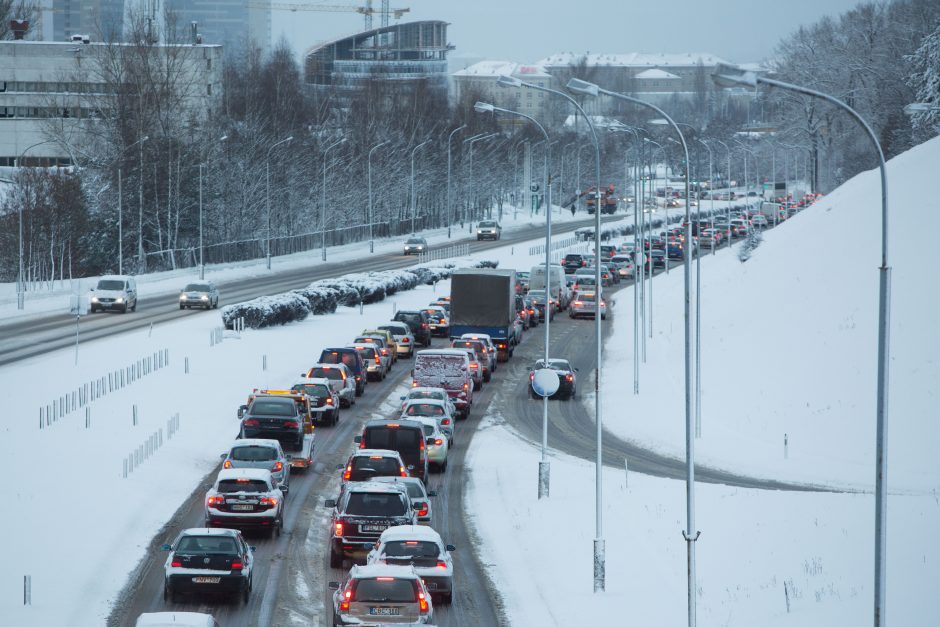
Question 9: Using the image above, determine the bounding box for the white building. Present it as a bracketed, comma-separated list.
[452, 61, 552, 123]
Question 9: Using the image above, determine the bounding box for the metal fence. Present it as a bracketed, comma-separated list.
[417, 243, 470, 264]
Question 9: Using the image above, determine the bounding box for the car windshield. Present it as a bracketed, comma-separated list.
[177, 536, 238, 555]
[96, 279, 125, 290]
[395, 313, 421, 324]
[406, 238, 425, 245]
[403, 483, 425, 499]
[383, 540, 440, 559]
[409, 391, 444, 402]
[536, 360, 570, 370]
[406, 403, 445, 417]
[354, 578, 416, 603]
[249, 400, 295, 416]
[292, 383, 330, 398]
[183, 283, 209, 292]
[321, 351, 358, 370]
[230, 446, 277, 462]
[345, 492, 407, 516]
[217, 479, 269, 493]
[479, 221, 497, 227]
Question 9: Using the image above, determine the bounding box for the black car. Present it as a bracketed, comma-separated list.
[393, 310, 432, 347]
[319, 348, 368, 396]
[238, 396, 305, 450]
[162, 528, 254, 603]
[563, 253, 587, 274]
[528, 358, 578, 400]
[324, 481, 417, 567]
[355, 419, 432, 484]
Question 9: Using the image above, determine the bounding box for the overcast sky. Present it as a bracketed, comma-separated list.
[272, 0, 864, 65]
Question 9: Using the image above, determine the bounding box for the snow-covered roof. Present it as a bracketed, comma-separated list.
[417, 348, 471, 357]
[379, 524, 444, 544]
[538, 51, 731, 68]
[230, 438, 280, 449]
[407, 386, 448, 396]
[292, 377, 332, 386]
[350, 563, 420, 579]
[134, 612, 216, 627]
[352, 448, 405, 459]
[402, 397, 448, 407]
[215, 467, 272, 482]
[453, 60, 550, 78]
[635, 68, 681, 79]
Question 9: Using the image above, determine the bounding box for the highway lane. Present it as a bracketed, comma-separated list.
[0, 216, 621, 367]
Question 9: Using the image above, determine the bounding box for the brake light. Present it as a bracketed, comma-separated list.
[243, 419, 260, 427]
[418, 591, 429, 613]
[343, 465, 352, 480]
[412, 380, 418, 387]
[341, 587, 353, 611]
[417, 503, 428, 517]
[463, 383, 468, 390]
[421, 323, 428, 329]
[400, 466, 408, 477]
[469, 363, 478, 369]
[326, 397, 334, 405]
[565, 374, 574, 382]
[335, 522, 344, 537]
[437, 560, 447, 569]
[434, 438, 443, 446]
[171, 559, 182, 567]
[260, 496, 279, 507]
[355, 375, 361, 381]
[573, 301, 582, 306]
[442, 418, 451, 425]
[272, 461, 283, 472]
[283, 421, 299, 429]
[375, 355, 381, 364]
[223, 460, 232, 469]
[381, 348, 389, 356]
[207, 495, 225, 507]
[529, 372, 534, 381]
[230, 561, 243, 571]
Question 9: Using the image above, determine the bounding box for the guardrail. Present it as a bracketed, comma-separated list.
[417, 243, 470, 264]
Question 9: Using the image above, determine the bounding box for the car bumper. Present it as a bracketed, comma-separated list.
[427, 447, 447, 463]
[167, 573, 247, 595]
[91, 300, 127, 310]
[242, 427, 303, 441]
[207, 510, 279, 528]
[418, 574, 453, 595]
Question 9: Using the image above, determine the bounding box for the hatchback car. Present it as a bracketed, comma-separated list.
[421, 306, 450, 337]
[204, 468, 286, 537]
[379, 322, 417, 358]
[400, 398, 455, 446]
[403, 237, 429, 255]
[569, 292, 607, 320]
[400, 387, 456, 415]
[305, 363, 357, 408]
[319, 348, 368, 396]
[450, 338, 491, 382]
[221, 439, 290, 491]
[371, 476, 436, 525]
[361, 329, 399, 363]
[452, 347, 484, 390]
[354, 335, 395, 368]
[162, 528, 254, 604]
[405, 416, 449, 472]
[528, 358, 578, 400]
[291, 377, 340, 425]
[350, 344, 389, 382]
[329, 564, 433, 625]
[238, 395, 305, 450]
[178, 281, 219, 310]
[341, 449, 409, 483]
[325, 481, 417, 567]
[393, 310, 432, 347]
[367, 525, 456, 604]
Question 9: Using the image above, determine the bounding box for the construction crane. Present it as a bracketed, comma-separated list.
[249, 1, 410, 31]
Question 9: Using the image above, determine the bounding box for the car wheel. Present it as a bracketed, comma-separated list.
[131, 300, 137, 312]
[163, 581, 171, 602]
[473, 380, 481, 391]
[602, 314, 607, 320]
[332, 411, 339, 426]
[122, 303, 129, 313]
[179, 304, 184, 310]
[241, 578, 250, 604]
[483, 372, 491, 383]
[329, 547, 343, 569]
[440, 459, 448, 472]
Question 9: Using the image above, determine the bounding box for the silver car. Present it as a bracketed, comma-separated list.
[350, 343, 390, 381]
[403, 237, 429, 255]
[329, 564, 433, 625]
[379, 322, 417, 358]
[400, 398, 456, 446]
[371, 476, 437, 524]
[220, 438, 290, 491]
[179, 281, 219, 310]
[367, 525, 456, 604]
[476, 220, 502, 240]
[569, 291, 607, 320]
[305, 363, 356, 408]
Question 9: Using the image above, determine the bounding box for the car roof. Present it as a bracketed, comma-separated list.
[179, 527, 241, 538]
[352, 448, 404, 459]
[408, 386, 447, 395]
[294, 377, 332, 386]
[100, 274, 133, 281]
[229, 439, 280, 449]
[216, 468, 273, 482]
[349, 563, 420, 580]
[371, 476, 426, 489]
[134, 612, 217, 627]
[402, 415, 440, 430]
[381, 322, 410, 330]
[460, 333, 492, 341]
[309, 362, 350, 371]
[364, 418, 427, 430]
[403, 397, 448, 407]
[417, 348, 470, 357]
[379, 524, 444, 544]
[345, 480, 411, 495]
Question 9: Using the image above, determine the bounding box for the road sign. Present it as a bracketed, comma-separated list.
[532, 368, 560, 397]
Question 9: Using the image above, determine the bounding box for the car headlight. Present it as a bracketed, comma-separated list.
[201, 295, 208, 301]
[115, 297, 124, 303]
[91, 296, 99, 303]
[180, 294, 187, 300]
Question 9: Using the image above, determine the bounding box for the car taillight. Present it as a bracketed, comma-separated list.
[402, 337, 410, 343]
[442, 418, 451, 425]
[207, 495, 225, 506]
[421, 323, 428, 329]
[411, 380, 418, 388]
[359, 439, 366, 449]
[335, 522, 344, 537]
[243, 419, 260, 427]
[469, 363, 478, 369]
[463, 383, 468, 390]
[574, 301, 582, 306]
[171, 559, 182, 567]
[223, 460, 232, 469]
[417, 503, 428, 517]
[260, 496, 278, 507]
[284, 421, 299, 429]
[529, 372, 535, 381]
[230, 561, 243, 571]
[418, 591, 429, 613]
[355, 375, 361, 381]
[272, 461, 283, 472]
[400, 466, 408, 477]
[341, 587, 353, 611]
[375, 355, 381, 364]
[434, 438, 443, 446]
[436, 560, 447, 569]
[326, 397, 334, 405]
[381, 348, 389, 356]
[343, 466, 352, 480]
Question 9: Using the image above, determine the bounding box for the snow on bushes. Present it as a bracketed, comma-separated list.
[221, 259, 498, 329]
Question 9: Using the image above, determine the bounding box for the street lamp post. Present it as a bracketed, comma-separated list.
[368, 140, 390, 253]
[499, 73, 606, 592]
[567, 77, 698, 625]
[714, 63, 891, 627]
[320, 137, 345, 260]
[714, 139, 734, 234]
[265, 135, 293, 270]
[643, 138, 665, 338]
[695, 138, 713, 438]
[466, 133, 497, 227]
[410, 139, 432, 234]
[446, 126, 467, 238]
[475, 101, 553, 499]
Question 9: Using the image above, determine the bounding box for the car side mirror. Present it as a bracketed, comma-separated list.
[161, 543, 172, 551]
[336, 463, 344, 470]
[407, 464, 415, 471]
[427, 490, 438, 497]
[237, 405, 248, 419]
[250, 546, 257, 552]
[219, 452, 227, 460]
[446, 544, 456, 552]
[425, 437, 435, 446]
[353, 435, 361, 444]
[324, 499, 336, 508]
[328, 581, 340, 591]
[278, 485, 288, 493]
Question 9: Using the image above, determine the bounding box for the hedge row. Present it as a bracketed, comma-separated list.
[221, 259, 498, 330]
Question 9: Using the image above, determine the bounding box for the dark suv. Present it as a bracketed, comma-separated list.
[239, 395, 305, 450]
[319, 348, 367, 396]
[355, 419, 431, 484]
[563, 253, 587, 274]
[324, 481, 417, 567]
[393, 310, 432, 347]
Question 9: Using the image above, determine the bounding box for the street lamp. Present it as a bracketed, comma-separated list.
[465, 133, 498, 227]
[713, 63, 891, 627]
[475, 100, 554, 500]
[368, 140, 390, 253]
[567, 76, 697, 623]
[410, 139, 432, 234]
[198, 134, 227, 279]
[695, 138, 712, 438]
[446, 126, 466, 238]
[499, 73, 606, 592]
[265, 135, 293, 270]
[320, 137, 345, 261]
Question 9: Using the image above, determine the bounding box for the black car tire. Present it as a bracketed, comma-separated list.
[122, 303, 129, 313]
[179, 304, 185, 310]
[439, 459, 448, 472]
[441, 592, 453, 605]
[241, 578, 250, 604]
[483, 371, 491, 383]
[332, 410, 339, 426]
[329, 546, 343, 569]
[131, 300, 136, 312]
[473, 380, 481, 391]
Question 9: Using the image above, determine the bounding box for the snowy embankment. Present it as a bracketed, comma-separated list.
[464, 138, 940, 626]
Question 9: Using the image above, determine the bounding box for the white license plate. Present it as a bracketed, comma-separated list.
[231, 504, 253, 511]
[369, 607, 400, 616]
[361, 524, 387, 533]
[425, 582, 438, 590]
[192, 577, 221, 584]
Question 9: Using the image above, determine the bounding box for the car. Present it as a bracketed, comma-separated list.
[238, 395, 305, 450]
[598, 264, 616, 286]
[355, 334, 396, 366]
[730, 219, 750, 237]
[697, 228, 721, 248]
[221, 439, 290, 491]
[563, 253, 588, 274]
[367, 525, 456, 604]
[393, 310, 432, 347]
[291, 377, 341, 425]
[305, 363, 357, 408]
[400, 398, 456, 446]
[178, 281, 219, 310]
[325, 481, 418, 567]
[135, 612, 220, 627]
[162, 528, 254, 604]
[371, 477, 436, 525]
[450, 338, 491, 382]
[569, 275, 597, 294]
[349, 344, 389, 382]
[356, 419, 432, 484]
[599, 244, 617, 258]
[89, 274, 138, 313]
[421, 306, 450, 337]
[610, 255, 635, 279]
[650, 249, 666, 268]
[341, 449, 409, 483]
[515, 294, 534, 329]
[405, 415, 449, 472]
[528, 358, 578, 400]
[329, 563, 433, 625]
[569, 291, 607, 320]
[458, 333, 498, 371]
[751, 214, 769, 228]
[361, 329, 399, 363]
[205, 468, 286, 536]
[525, 289, 555, 322]
[319, 348, 369, 396]
[515, 271, 530, 294]
[522, 296, 539, 327]
[400, 386, 457, 415]
[403, 237, 429, 255]
[411, 349, 473, 419]
[379, 322, 417, 358]
[452, 346, 484, 390]
[476, 220, 502, 240]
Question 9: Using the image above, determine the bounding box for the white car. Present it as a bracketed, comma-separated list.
[89, 274, 138, 313]
[367, 525, 456, 604]
[400, 386, 457, 415]
[569, 291, 607, 320]
[400, 398, 456, 446]
[379, 322, 417, 358]
[205, 468, 286, 537]
[329, 564, 433, 625]
[305, 363, 356, 408]
[135, 612, 220, 627]
[405, 415, 450, 471]
[458, 333, 498, 372]
[371, 476, 437, 524]
[348, 343, 389, 381]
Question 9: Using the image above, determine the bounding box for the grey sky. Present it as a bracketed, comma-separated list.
[273, 0, 864, 65]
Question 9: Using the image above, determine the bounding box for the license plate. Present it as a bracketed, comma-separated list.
[231, 504, 254, 511]
[369, 607, 400, 616]
[192, 577, 220, 584]
[361, 524, 387, 533]
[425, 582, 438, 590]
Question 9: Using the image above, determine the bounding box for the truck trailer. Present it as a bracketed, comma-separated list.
[449, 268, 517, 361]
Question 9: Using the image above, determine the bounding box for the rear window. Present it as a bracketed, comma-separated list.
[405, 404, 445, 417]
[356, 346, 377, 359]
[177, 536, 238, 554]
[415, 355, 467, 378]
[383, 541, 440, 559]
[352, 456, 401, 475]
[395, 312, 421, 324]
[354, 578, 417, 603]
[217, 479, 269, 493]
[249, 400, 295, 416]
[292, 383, 330, 398]
[378, 324, 407, 335]
[230, 445, 277, 462]
[309, 367, 343, 381]
[321, 351, 359, 370]
[364, 425, 422, 450]
[578, 293, 596, 302]
[345, 492, 407, 516]
[564, 254, 583, 262]
[408, 391, 444, 402]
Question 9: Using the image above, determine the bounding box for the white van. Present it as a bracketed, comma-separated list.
[529, 264, 568, 310]
[135, 612, 219, 627]
[89, 274, 138, 313]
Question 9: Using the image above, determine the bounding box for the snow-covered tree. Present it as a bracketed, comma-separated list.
[906, 19, 940, 140]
